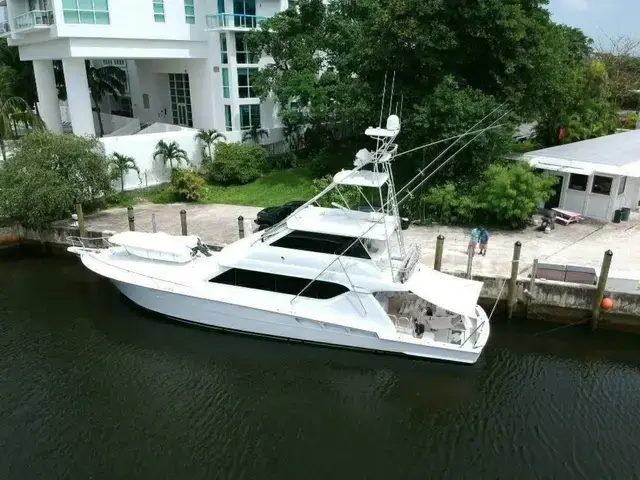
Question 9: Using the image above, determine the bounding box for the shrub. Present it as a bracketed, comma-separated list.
[473, 163, 558, 228]
[206, 142, 267, 185]
[0, 132, 112, 231]
[171, 168, 205, 202]
[311, 175, 361, 209]
[422, 183, 475, 225]
[624, 112, 638, 130]
[309, 148, 354, 178]
[267, 151, 298, 170]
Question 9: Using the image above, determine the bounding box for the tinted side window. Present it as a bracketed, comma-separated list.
[271, 231, 370, 259]
[209, 268, 348, 299]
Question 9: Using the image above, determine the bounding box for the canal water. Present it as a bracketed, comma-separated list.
[1, 252, 640, 480]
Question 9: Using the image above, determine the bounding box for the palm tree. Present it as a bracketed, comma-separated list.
[0, 39, 37, 109]
[109, 153, 140, 192]
[242, 125, 269, 144]
[153, 140, 189, 170]
[0, 95, 44, 162]
[85, 61, 127, 137]
[195, 129, 226, 158]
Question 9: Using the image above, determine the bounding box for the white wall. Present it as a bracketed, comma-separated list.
[134, 61, 171, 124]
[137, 122, 193, 135]
[100, 128, 202, 191]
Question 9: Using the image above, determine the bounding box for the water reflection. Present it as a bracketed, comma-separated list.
[1, 252, 640, 479]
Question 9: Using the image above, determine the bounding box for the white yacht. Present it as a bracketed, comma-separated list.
[68, 115, 490, 364]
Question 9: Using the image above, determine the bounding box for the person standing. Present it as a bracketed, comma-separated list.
[469, 227, 480, 254]
[479, 228, 489, 256]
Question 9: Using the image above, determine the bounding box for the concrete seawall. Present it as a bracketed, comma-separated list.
[6, 221, 640, 332]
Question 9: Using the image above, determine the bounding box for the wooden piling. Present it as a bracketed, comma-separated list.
[151, 214, 157, 233]
[524, 258, 538, 320]
[591, 249, 613, 331]
[238, 215, 245, 239]
[434, 234, 444, 271]
[465, 244, 474, 279]
[507, 241, 522, 320]
[127, 207, 135, 232]
[75, 203, 87, 237]
[180, 209, 188, 236]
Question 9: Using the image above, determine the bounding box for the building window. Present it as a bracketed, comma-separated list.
[218, 0, 225, 13]
[221, 68, 230, 99]
[169, 73, 193, 127]
[184, 0, 195, 24]
[568, 173, 588, 192]
[220, 34, 228, 64]
[239, 104, 260, 130]
[142, 94, 150, 110]
[618, 176, 627, 195]
[591, 175, 612, 196]
[224, 105, 233, 131]
[209, 268, 349, 300]
[119, 96, 133, 117]
[63, 0, 110, 24]
[272, 231, 371, 259]
[153, 0, 165, 22]
[237, 67, 257, 98]
[235, 33, 260, 64]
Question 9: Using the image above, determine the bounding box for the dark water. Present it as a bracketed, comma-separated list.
[1, 253, 640, 480]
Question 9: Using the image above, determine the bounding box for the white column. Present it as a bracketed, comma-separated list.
[61, 58, 95, 137]
[126, 60, 145, 120]
[32, 60, 63, 133]
[228, 33, 241, 131]
[188, 59, 216, 130]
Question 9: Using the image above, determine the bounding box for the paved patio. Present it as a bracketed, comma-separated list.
[83, 203, 640, 277]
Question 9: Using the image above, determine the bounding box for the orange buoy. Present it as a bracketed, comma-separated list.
[601, 297, 614, 311]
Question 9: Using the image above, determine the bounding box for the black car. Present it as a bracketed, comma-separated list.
[255, 201, 306, 230]
[356, 204, 410, 230]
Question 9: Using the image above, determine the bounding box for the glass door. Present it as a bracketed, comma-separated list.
[169, 73, 193, 127]
[177, 104, 188, 126]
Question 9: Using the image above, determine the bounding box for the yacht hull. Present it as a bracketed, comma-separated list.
[112, 280, 485, 364]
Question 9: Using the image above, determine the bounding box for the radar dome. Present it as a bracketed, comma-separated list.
[386, 115, 400, 131]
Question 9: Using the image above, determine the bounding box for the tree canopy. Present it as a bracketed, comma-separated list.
[248, 0, 603, 182]
[0, 132, 112, 231]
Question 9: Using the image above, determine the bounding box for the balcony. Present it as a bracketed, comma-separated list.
[204, 13, 269, 31]
[11, 10, 54, 34]
[0, 21, 10, 37]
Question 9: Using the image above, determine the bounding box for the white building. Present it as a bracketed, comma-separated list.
[517, 130, 640, 222]
[0, 0, 291, 143]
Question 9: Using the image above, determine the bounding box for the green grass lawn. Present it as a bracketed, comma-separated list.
[109, 168, 318, 208]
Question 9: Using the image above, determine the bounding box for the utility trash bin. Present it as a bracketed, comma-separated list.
[621, 207, 631, 221]
[613, 209, 622, 223]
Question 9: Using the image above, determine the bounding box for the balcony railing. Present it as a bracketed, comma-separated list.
[13, 10, 54, 32]
[205, 13, 268, 31]
[0, 21, 10, 36]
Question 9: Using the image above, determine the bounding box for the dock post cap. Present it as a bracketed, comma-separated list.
[437, 234, 444, 239]
[180, 209, 186, 214]
[605, 249, 613, 256]
[515, 241, 522, 247]
[238, 215, 244, 220]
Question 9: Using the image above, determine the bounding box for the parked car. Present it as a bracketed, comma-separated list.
[356, 204, 410, 230]
[255, 201, 306, 230]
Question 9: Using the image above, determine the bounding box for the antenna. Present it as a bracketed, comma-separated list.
[378, 71, 388, 128]
[387, 71, 396, 117]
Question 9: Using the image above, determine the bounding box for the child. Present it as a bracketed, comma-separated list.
[479, 228, 489, 256]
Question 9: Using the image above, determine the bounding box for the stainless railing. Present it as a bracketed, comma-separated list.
[204, 13, 269, 30]
[13, 10, 53, 32]
[67, 236, 114, 250]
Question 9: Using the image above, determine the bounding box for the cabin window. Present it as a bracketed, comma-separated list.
[618, 176, 627, 195]
[271, 231, 371, 259]
[591, 175, 612, 195]
[209, 268, 349, 299]
[568, 174, 588, 191]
